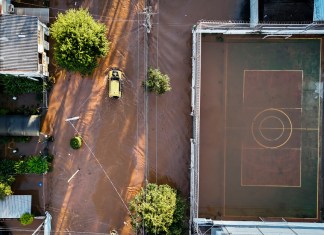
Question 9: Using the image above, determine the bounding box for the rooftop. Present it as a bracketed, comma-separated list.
[0, 14, 38, 72]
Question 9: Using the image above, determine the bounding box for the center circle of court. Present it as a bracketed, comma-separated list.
[259, 116, 285, 141]
[251, 108, 292, 149]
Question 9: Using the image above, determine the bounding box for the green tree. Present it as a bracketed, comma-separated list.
[20, 213, 34, 226]
[144, 68, 171, 95]
[26, 156, 49, 174]
[129, 183, 186, 234]
[0, 182, 13, 200]
[168, 194, 187, 235]
[50, 9, 110, 75]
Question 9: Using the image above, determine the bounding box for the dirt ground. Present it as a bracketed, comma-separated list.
[38, 0, 244, 234]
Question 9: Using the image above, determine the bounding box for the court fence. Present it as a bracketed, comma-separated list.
[190, 26, 202, 235]
[190, 20, 324, 234]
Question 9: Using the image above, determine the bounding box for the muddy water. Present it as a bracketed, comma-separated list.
[148, 0, 245, 204]
[40, 0, 244, 234]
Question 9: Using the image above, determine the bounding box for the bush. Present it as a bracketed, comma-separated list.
[0, 136, 11, 145]
[129, 183, 186, 234]
[0, 182, 13, 200]
[70, 136, 82, 149]
[20, 213, 34, 226]
[0, 108, 9, 115]
[26, 156, 49, 174]
[13, 136, 32, 143]
[143, 68, 171, 95]
[50, 9, 110, 75]
[14, 160, 28, 174]
[1, 157, 49, 175]
[0, 74, 43, 96]
[0, 159, 16, 176]
[168, 193, 187, 235]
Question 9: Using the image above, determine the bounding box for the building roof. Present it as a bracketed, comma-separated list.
[0, 115, 41, 136]
[15, 8, 49, 24]
[207, 221, 324, 235]
[0, 195, 32, 219]
[314, 0, 324, 21]
[0, 15, 38, 72]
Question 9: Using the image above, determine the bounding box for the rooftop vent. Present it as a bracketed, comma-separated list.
[7, 4, 14, 14]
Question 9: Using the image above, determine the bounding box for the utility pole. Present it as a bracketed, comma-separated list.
[143, 6, 153, 34]
[142, 3, 152, 235]
[142, 1, 153, 191]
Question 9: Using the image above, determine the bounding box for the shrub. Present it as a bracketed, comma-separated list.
[14, 160, 28, 174]
[143, 68, 171, 95]
[1, 157, 49, 175]
[168, 193, 187, 235]
[0, 182, 13, 200]
[20, 213, 34, 226]
[0, 74, 43, 96]
[26, 156, 49, 174]
[0, 159, 16, 175]
[0, 136, 11, 145]
[0, 108, 9, 115]
[13, 136, 32, 143]
[0, 175, 15, 186]
[70, 136, 82, 149]
[129, 183, 186, 234]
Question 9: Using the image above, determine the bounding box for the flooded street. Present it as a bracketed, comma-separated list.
[41, 0, 244, 234]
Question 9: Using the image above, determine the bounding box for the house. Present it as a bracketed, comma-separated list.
[0, 14, 49, 78]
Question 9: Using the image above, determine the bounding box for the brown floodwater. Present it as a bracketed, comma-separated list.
[37, 0, 245, 234]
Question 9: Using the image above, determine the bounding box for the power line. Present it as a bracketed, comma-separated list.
[66, 120, 132, 217]
[15, 1, 141, 22]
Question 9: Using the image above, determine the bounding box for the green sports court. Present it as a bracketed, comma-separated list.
[199, 36, 321, 219]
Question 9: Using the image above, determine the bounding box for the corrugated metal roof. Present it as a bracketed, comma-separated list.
[15, 8, 49, 24]
[0, 15, 38, 72]
[314, 0, 324, 21]
[208, 221, 324, 235]
[250, 0, 258, 27]
[0, 195, 31, 218]
[0, 115, 40, 136]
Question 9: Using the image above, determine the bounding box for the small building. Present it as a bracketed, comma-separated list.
[196, 220, 324, 235]
[0, 14, 49, 78]
[0, 0, 12, 15]
[314, 0, 324, 21]
[0, 195, 31, 219]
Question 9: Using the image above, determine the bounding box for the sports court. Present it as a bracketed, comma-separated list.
[199, 36, 321, 219]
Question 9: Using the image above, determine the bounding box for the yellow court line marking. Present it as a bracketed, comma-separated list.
[244, 107, 302, 110]
[243, 70, 246, 103]
[301, 71, 304, 129]
[244, 69, 303, 72]
[242, 147, 301, 150]
[226, 127, 318, 130]
[222, 214, 318, 220]
[251, 109, 292, 149]
[224, 39, 321, 218]
[228, 37, 322, 41]
[241, 184, 301, 188]
[240, 147, 302, 187]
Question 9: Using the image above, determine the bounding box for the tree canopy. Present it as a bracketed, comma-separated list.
[129, 183, 186, 235]
[144, 68, 171, 95]
[0, 182, 13, 200]
[50, 9, 110, 75]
